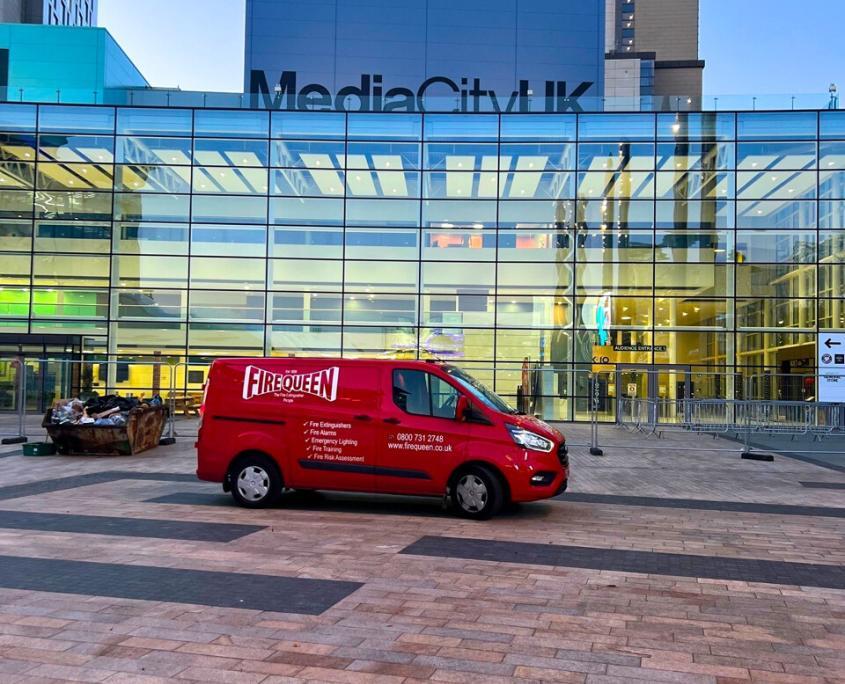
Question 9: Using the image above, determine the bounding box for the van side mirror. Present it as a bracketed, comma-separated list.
[455, 395, 470, 422]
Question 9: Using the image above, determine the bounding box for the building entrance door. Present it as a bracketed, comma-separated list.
[616, 365, 692, 424]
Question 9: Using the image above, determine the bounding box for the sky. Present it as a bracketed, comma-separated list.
[98, 0, 845, 97]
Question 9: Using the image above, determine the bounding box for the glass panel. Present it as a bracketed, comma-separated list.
[189, 257, 266, 289]
[271, 139, 345, 168]
[496, 296, 572, 328]
[735, 231, 816, 263]
[820, 200, 845, 229]
[500, 143, 574, 170]
[0, 133, 36, 162]
[112, 321, 186, 353]
[113, 193, 190, 222]
[270, 197, 344, 226]
[737, 141, 815, 170]
[578, 143, 654, 170]
[116, 108, 193, 136]
[577, 171, 655, 199]
[269, 259, 343, 291]
[577, 230, 653, 261]
[191, 224, 267, 257]
[737, 298, 815, 330]
[577, 199, 653, 229]
[820, 111, 845, 139]
[347, 170, 419, 198]
[737, 170, 816, 200]
[0, 253, 32, 284]
[346, 227, 418, 261]
[0, 189, 32, 218]
[193, 138, 268, 166]
[343, 325, 418, 357]
[269, 293, 342, 324]
[578, 114, 655, 141]
[423, 114, 498, 141]
[820, 232, 845, 261]
[0, 104, 37, 132]
[499, 200, 573, 228]
[116, 164, 191, 193]
[736, 200, 816, 229]
[188, 323, 264, 355]
[656, 113, 735, 140]
[34, 221, 110, 253]
[30, 289, 107, 319]
[39, 106, 115, 134]
[112, 255, 189, 288]
[736, 264, 816, 298]
[0, 220, 32, 251]
[500, 262, 573, 294]
[0, 161, 34, 188]
[657, 299, 727, 328]
[345, 260, 419, 292]
[425, 227, 492, 262]
[500, 171, 573, 199]
[347, 198, 419, 227]
[655, 200, 733, 229]
[270, 325, 342, 356]
[423, 171, 491, 199]
[115, 289, 187, 320]
[655, 231, 730, 262]
[191, 195, 267, 223]
[113, 222, 189, 254]
[35, 191, 109, 220]
[38, 134, 114, 162]
[497, 230, 569, 261]
[344, 294, 417, 325]
[345, 141, 420, 169]
[422, 199, 496, 227]
[654, 332, 727, 366]
[737, 112, 817, 140]
[117, 136, 192, 165]
[274, 226, 344, 259]
[576, 295, 651, 328]
[655, 171, 733, 200]
[423, 261, 494, 292]
[422, 293, 494, 327]
[36, 163, 113, 190]
[0, 288, 29, 317]
[347, 114, 421, 139]
[194, 166, 268, 195]
[33, 254, 109, 286]
[656, 142, 734, 171]
[271, 111, 346, 139]
[500, 114, 576, 141]
[194, 109, 269, 138]
[424, 143, 499, 170]
[820, 169, 845, 197]
[189, 290, 265, 322]
[576, 263, 652, 295]
[654, 264, 730, 297]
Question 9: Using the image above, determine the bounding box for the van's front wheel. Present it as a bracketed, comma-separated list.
[229, 454, 282, 508]
[450, 466, 503, 520]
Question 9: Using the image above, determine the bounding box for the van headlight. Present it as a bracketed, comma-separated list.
[506, 424, 553, 453]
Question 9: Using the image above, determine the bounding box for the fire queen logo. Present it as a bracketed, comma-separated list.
[242, 366, 340, 402]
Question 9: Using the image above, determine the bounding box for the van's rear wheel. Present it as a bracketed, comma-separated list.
[229, 454, 282, 508]
[451, 465, 503, 520]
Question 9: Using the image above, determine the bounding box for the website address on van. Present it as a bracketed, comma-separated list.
[387, 441, 453, 453]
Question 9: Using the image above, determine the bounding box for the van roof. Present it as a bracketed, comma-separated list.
[211, 357, 448, 367]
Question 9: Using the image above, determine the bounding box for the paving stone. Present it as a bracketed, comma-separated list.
[400, 536, 845, 590]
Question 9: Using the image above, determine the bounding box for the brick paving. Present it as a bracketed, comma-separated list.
[0, 427, 840, 682]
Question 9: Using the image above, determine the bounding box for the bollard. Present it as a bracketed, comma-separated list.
[589, 374, 603, 456]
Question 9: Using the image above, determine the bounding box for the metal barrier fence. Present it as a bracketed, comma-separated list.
[0, 359, 27, 444]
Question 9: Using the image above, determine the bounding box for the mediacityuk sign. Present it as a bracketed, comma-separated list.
[249, 70, 594, 113]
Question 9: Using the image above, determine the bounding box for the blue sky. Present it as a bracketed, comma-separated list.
[98, 0, 845, 96]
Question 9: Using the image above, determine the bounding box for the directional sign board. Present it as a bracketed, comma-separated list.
[818, 332, 845, 402]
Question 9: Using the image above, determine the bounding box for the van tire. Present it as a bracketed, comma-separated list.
[229, 453, 282, 509]
[450, 465, 504, 520]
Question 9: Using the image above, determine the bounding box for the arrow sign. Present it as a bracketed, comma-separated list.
[825, 338, 842, 348]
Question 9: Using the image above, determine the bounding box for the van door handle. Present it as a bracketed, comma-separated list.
[383, 417, 401, 425]
[354, 414, 372, 421]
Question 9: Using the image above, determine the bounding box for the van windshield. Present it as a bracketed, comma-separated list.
[445, 366, 518, 414]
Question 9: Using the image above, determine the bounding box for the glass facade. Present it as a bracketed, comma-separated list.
[1, 103, 843, 419]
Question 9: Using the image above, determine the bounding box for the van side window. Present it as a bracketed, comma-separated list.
[393, 370, 460, 419]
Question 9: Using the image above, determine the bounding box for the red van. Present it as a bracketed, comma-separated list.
[196, 358, 567, 519]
